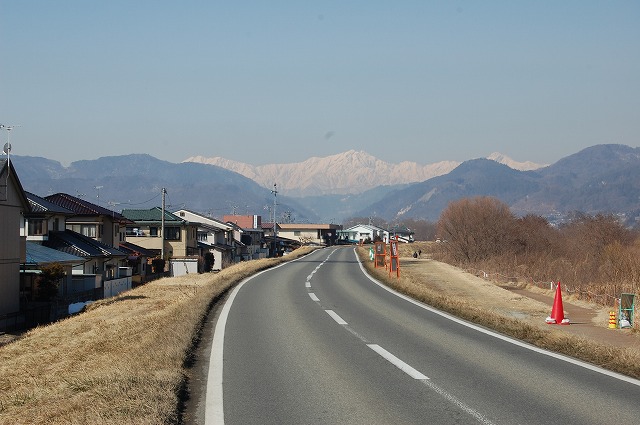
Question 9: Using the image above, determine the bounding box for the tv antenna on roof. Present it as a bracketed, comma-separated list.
[1, 124, 20, 150]
[1, 124, 20, 180]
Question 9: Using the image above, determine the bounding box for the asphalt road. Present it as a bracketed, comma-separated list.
[203, 247, 640, 424]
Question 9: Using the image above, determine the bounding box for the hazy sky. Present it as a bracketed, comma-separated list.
[1, 1, 638, 166]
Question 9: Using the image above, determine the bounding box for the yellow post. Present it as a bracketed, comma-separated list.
[608, 311, 617, 329]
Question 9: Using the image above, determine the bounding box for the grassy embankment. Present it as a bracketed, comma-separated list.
[0, 247, 317, 425]
[358, 242, 640, 380]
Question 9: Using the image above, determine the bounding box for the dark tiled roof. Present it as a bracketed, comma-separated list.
[26, 192, 74, 214]
[25, 241, 84, 265]
[44, 230, 127, 259]
[198, 241, 234, 251]
[119, 241, 158, 257]
[122, 207, 185, 223]
[45, 193, 126, 220]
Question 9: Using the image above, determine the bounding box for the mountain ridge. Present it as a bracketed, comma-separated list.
[7, 144, 638, 225]
[366, 144, 640, 224]
[183, 150, 545, 197]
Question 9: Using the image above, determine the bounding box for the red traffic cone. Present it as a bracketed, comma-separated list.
[548, 281, 570, 325]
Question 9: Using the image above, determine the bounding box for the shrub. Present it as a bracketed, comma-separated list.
[35, 263, 66, 301]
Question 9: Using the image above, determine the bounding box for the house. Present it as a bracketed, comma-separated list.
[388, 224, 415, 243]
[338, 224, 390, 244]
[44, 230, 130, 299]
[45, 192, 130, 249]
[223, 214, 261, 230]
[122, 207, 199, 276]
[260, 222, 282, 256]
[23, 191, 132, 304]
[22, 241, 85, 302]
[275, 223, 342, 246]
[0, 158, 30, 318]
[224, 214, 268, 260]
[118, 241, 158, 285]
[173, 209, 236, 270]
[122, 207, 198, 258]
[23, 191, 73, 243]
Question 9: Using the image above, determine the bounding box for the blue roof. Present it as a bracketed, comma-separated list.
[25, 241, 85, 265]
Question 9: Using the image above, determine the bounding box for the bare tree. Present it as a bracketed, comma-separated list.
[437, 197, 517, 263]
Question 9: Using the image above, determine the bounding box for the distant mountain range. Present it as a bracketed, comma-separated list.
[7, 144, 640, 226]
[9, 154, 318, 222]
[362, 144, 640, 223]
[184, 150, 546, 197]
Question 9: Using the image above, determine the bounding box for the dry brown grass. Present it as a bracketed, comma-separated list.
[358, 244, 640, 380]
[0, 248, 317, 425]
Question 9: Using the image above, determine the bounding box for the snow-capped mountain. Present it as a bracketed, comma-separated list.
[486, 152, 547, 171]
[183, 150, 545, 197]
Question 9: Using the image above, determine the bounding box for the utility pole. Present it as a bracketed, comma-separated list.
[161, 187, 166, 260]
[271, 183, 278, 257]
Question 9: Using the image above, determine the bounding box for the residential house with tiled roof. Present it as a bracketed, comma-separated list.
[23, 241, 85, 304]
[0, 158, 30, 319]
[23, 191, 73, 243]
[224, 215, 267, 260]
[173, 209, 236, 270]
[22, 191, 133, 308]
[122, 207, 198, 260]
[41, 229, 130, 302]
[45, 192, 131, 249]
[275, 223, 342, 246]
[118, 241, 158, 285]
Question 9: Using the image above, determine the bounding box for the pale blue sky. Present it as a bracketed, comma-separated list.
[1, 1, 638, 166]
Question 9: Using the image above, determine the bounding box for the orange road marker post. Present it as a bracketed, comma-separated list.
[389, 238, 400, 279]
[374, 241, 386, 269]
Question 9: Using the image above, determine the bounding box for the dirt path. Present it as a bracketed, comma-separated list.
[402, 257, 640, 351]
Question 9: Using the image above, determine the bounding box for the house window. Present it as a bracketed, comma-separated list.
[165, 227, 180, 240]
[82, 225, 97, 238]
[149, 227, 158, 237]
[294, 231, 301, 236]
[28, 219, 47, 236]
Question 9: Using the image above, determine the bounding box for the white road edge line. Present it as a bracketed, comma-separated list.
[354, 248, 640, 387]
[367, 344, 429, 380]
[205, 250, 322, 425]
[325, 309, 348, 325]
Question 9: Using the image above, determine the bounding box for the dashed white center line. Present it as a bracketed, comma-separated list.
[325, 309, 347, 325]
[367, 344, 429, 380]
[308, 292, 320, 302]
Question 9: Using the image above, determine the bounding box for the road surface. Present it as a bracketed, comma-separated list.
[202, 247, 640, 424]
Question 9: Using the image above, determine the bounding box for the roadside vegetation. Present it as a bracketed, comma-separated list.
[433, 196, 640, 307]
[0, 248, 317, 425]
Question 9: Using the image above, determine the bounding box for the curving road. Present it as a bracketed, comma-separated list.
[203, 247, 640, 424]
